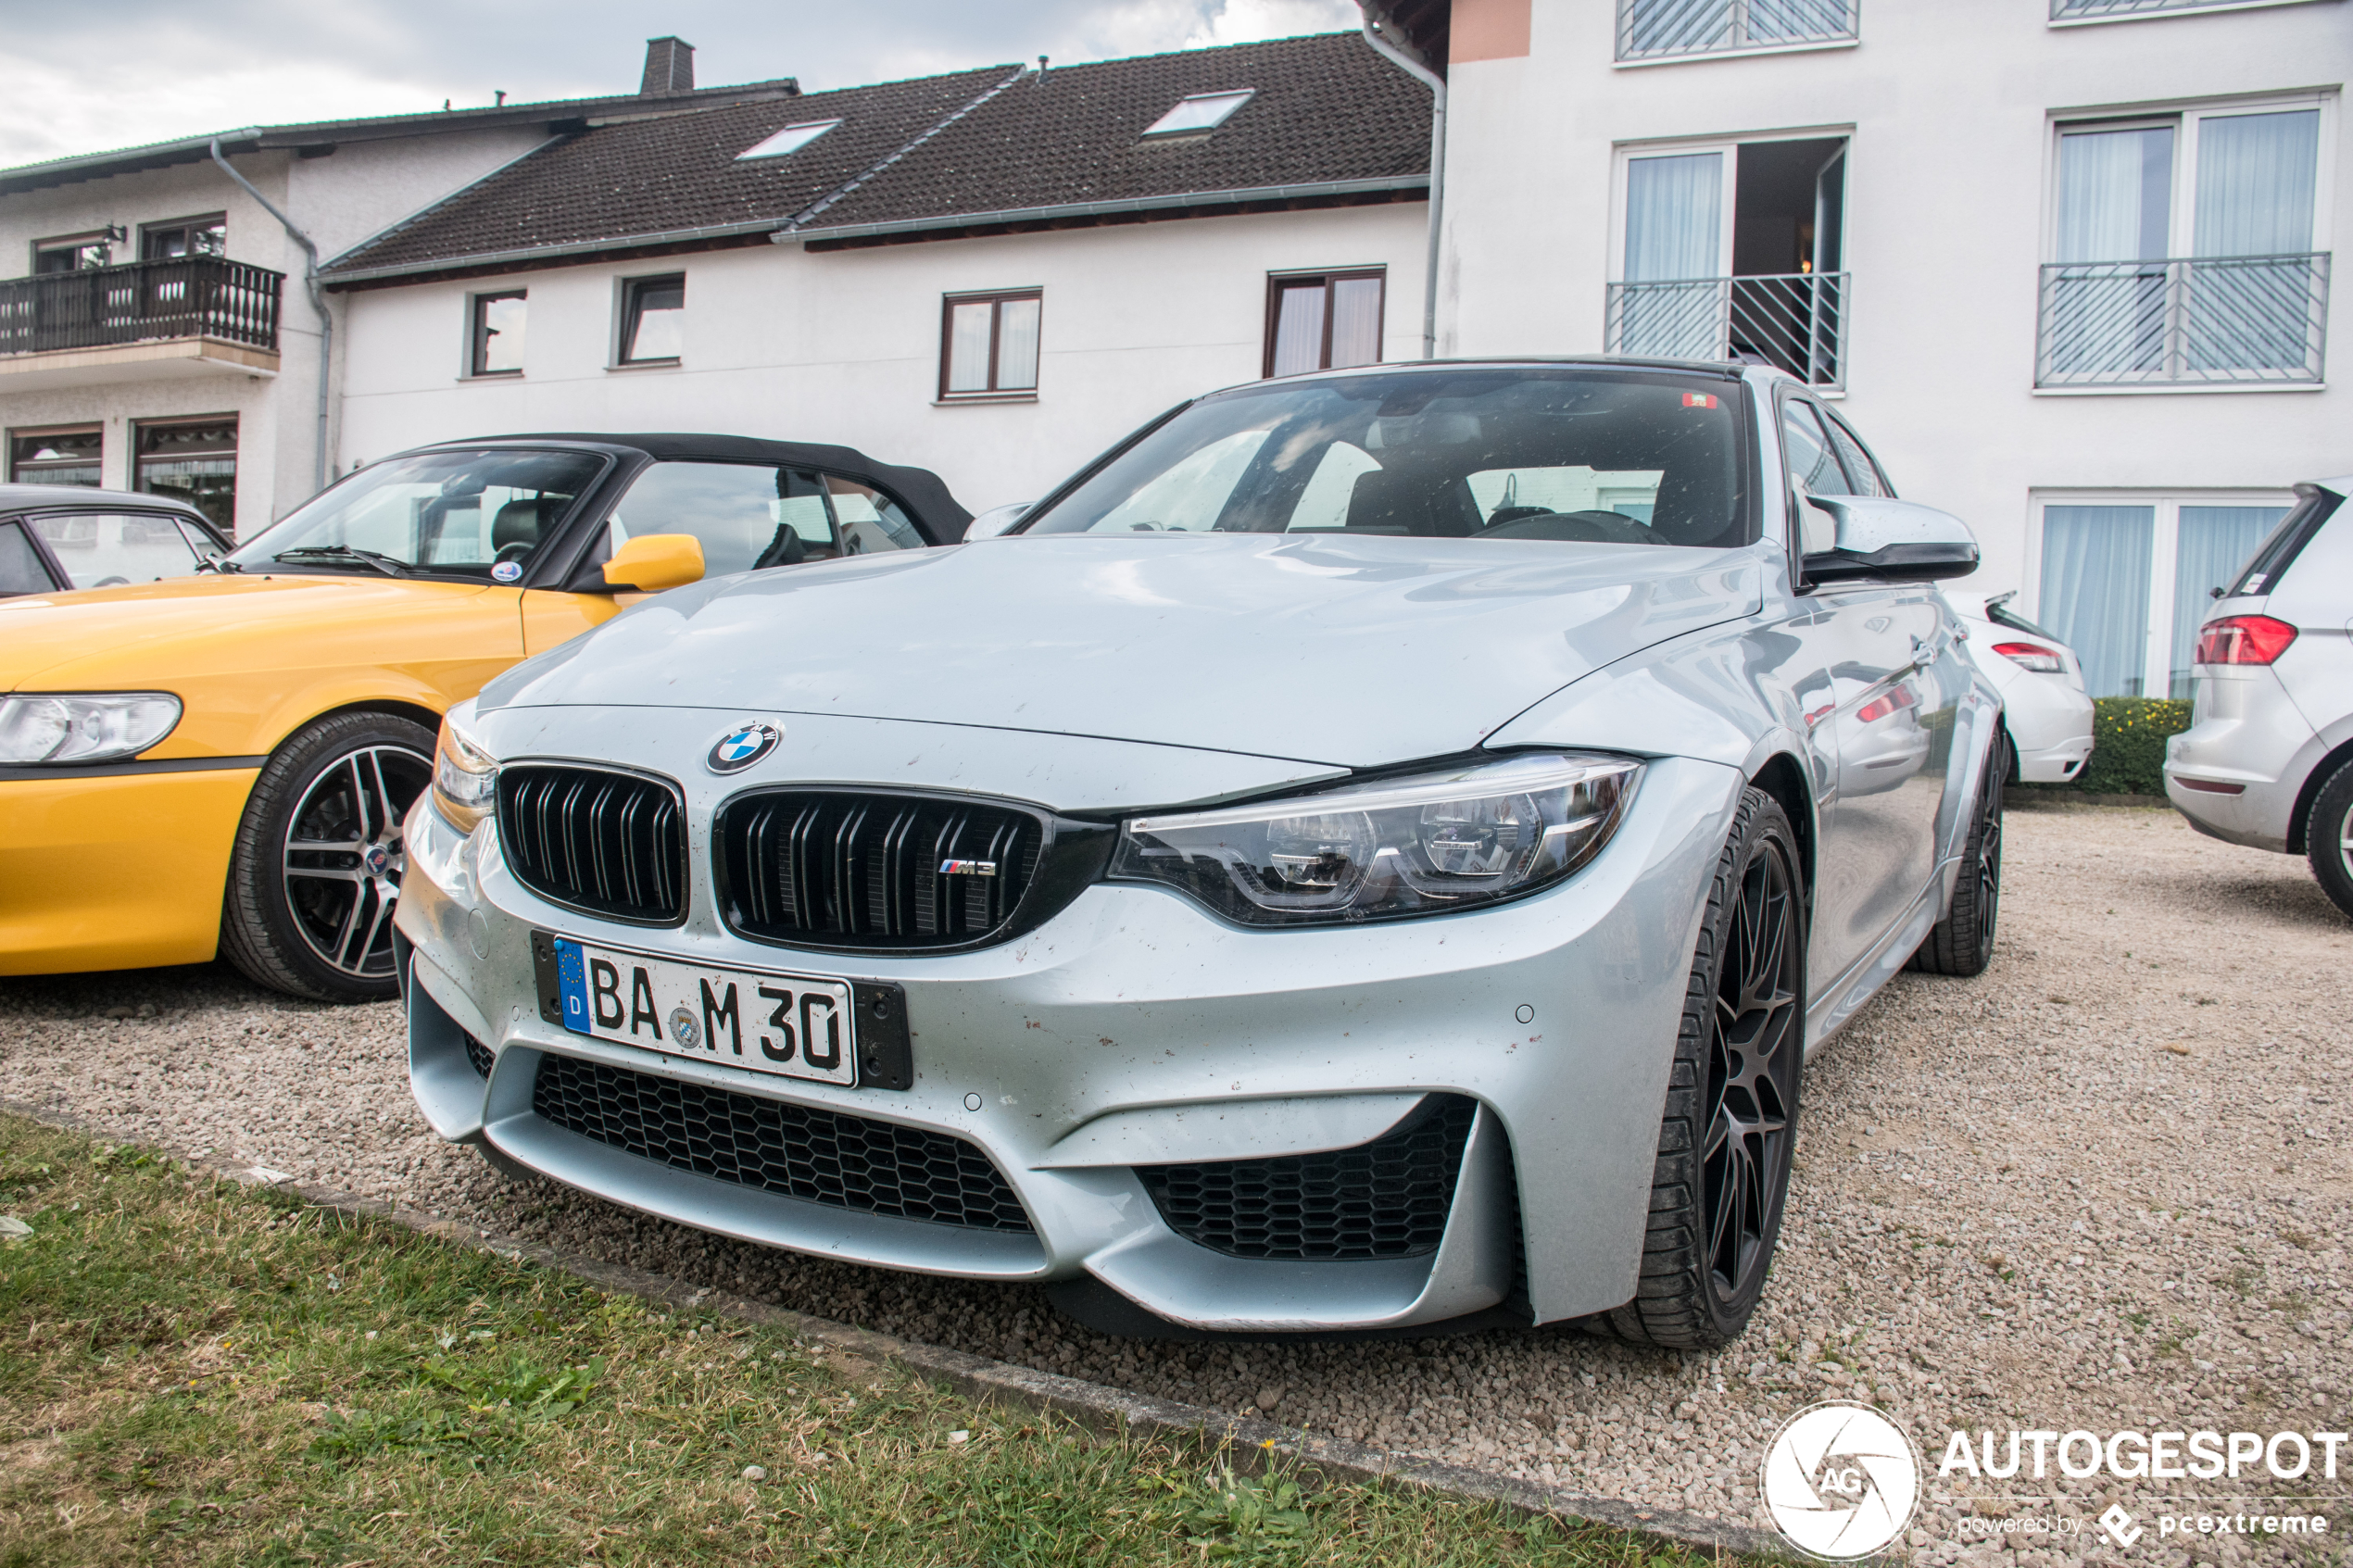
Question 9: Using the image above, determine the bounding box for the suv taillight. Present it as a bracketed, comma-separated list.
[1991, 641, 2065, 674]
[2194, 615, 2298, 666]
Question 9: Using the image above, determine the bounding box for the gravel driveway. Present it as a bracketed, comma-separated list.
[6, 801, 2348, 1563]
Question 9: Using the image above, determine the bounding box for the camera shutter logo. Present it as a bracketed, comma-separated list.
[707, 721, 782, 774]
[1760, 1400, 1921, 1560]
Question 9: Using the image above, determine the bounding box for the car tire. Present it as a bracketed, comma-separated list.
[220, 710, 434, 1003]
[2305, 756, 2353, 922]
[1605, 786, 1805, 1351]
[1909, 729, 2007, 977]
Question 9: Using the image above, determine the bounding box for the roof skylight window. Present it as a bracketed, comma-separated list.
[1142, 90, 1254, 138]
[736, 119, 842, 160]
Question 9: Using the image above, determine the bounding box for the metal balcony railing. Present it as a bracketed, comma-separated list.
[1617, 0, 1858, 61]
[1604, 272, 1848, 388]
[0, 257, 283, 358]
[2051, 0, 2249, 19]
[2035, 253, 2330, 387]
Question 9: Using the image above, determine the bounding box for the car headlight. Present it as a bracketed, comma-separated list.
[0, 693, 182, 764]
[431, 716, 499, 833]
[1111, 752, 1642, 926]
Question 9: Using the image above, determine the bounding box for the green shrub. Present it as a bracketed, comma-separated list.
[2055, 696, 2193, 796]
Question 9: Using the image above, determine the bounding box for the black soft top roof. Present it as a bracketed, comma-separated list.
[422, 431, 972, 544]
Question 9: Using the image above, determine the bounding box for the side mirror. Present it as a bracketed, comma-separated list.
[1802, 495, 1980, 585]
[601, 533, 706, 593]
[962, 501, 1031, 541]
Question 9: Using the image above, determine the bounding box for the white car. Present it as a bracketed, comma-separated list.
[1953, 592, 2095, 785]
[396, 358, 2006, 1347]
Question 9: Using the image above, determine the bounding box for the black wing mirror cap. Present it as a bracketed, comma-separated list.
[1802, 495, 1982, 584]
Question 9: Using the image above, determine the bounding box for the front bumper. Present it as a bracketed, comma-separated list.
[0, 763, 253, 973]
[396, 726, 1741, 1331]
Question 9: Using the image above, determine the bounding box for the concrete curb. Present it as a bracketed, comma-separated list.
[4, 1096, 1794, 1562]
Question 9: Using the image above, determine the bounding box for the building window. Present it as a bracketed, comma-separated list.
[938, 291, 1041, 399]
[1605, 136, 1850, 387]
[470, 290, 526, 377]
[2053, 0, 2329, 19]
[619, 274, 686, 365]
[32, 233, 113, 274]
[1265, 271, 1385, 378]
[1617, 0, 1858, 62]
[135, 418, 238, 534]
[2032, 493, 2293, 698]
[140, 215, 227, 261]
[8, 427, 102, 485]
[2037, 98, 2329, 386]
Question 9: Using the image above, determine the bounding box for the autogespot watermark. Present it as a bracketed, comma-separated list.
[1758, 1409, 2342, 1557]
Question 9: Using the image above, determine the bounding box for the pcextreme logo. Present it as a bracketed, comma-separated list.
[1761, 1400, 1922, 1560]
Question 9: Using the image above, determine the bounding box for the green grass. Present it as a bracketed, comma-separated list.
[0, 1116, 1709, 1568]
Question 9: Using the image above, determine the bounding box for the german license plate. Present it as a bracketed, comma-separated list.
[539, 934, 856, 1086]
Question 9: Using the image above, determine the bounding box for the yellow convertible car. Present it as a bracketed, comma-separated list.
[0, 433, 966, 1000]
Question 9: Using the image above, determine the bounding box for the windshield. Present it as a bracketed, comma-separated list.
[1023, 368, 1752, 548]
[227, 447, 606, 576]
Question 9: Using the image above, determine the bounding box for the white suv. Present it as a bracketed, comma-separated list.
[2165, 475, 2353, 920]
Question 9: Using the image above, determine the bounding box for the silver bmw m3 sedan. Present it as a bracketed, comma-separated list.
[396, 358, 2005, 1348]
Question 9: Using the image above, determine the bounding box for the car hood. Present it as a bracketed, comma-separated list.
[0, 571, 501, 690]
[483, 534, 1764, 768]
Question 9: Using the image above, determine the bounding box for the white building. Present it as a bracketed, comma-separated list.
[0, 43, 800, 535]
[320, 35, 1434, 513]
[1364, 0, 2347, 701]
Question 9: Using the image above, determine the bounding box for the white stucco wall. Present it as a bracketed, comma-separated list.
[1434, 0, 2351, 616]
[332, 202, 1431, 513]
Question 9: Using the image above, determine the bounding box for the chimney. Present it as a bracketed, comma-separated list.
[640, 36, 695, 96]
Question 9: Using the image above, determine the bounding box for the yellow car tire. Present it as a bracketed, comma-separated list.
[220, 710, 435, 1003]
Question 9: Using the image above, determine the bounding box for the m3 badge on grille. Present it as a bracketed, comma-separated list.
[707, 721, 782, 773]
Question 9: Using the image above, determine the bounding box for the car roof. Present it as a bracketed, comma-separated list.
[1252, 354, 1754, 392]
[0, 482, 212, 518]
[407, 431, 972, 541]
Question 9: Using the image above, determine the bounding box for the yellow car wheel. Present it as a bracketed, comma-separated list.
[220, 710, 435, 1002]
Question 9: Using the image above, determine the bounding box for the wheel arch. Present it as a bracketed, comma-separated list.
[1745, 750, 1817, 906]
[2285, 735, 2353, 857]
[261, 696, 445, 758]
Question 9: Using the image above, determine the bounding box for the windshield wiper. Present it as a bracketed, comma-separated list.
[194, 555, 242, 573]
[271, 545, 413, 578]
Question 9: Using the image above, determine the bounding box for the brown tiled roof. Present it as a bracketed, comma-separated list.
[322, 33, 1429, 282]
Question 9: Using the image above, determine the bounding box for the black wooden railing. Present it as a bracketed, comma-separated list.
[0, 257, 283, 357]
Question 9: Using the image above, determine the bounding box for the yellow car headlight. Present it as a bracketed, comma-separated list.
[0, 692, 182, 764]
[431, 716, 499, 834]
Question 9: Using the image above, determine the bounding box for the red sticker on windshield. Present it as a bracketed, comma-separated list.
[1683, 393, 1718, 408]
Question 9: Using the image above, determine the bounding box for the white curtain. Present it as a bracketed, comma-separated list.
[993, 296, 1040, 391]
[946, 301, 994, 393]
[2195, 110, 2319, 257]
[2041, 505, 2154, 698]
[2170, 505, 2285, 695]
[1270, 283, 1327, 377]
[1625, 153, 1722, 280]
[2056, 127, 2171, 263]
[1328, 277, 1383, 369]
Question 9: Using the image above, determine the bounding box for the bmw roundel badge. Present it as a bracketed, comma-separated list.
[707, 721, 782, 773]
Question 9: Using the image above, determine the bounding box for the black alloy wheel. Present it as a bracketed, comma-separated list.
[220, 711, 435, 1002]
[1608, 787, 1805, 1349]
[1911, 729, 2007, 976]
[2307, 756, 2353, 922]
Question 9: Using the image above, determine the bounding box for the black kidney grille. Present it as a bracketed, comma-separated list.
[499, 765, 686, 923]
[532, 1052, 1032, 1233]
[1137, 1095, 1477, 1261]
[720, 792, 1045, 948]
[464, 1033, 496, 1079]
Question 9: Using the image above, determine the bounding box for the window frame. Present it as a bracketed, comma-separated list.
[1261, 269, 1389, 379]
[468, 289, 528, 378]
[937, 289, 1044, 402]
[132, 415, 240, 535]
[138, 213, 228, 262]
[31, 232, 112, 274]
[2025, 487, 2299, 696]
[7, 424, 105, 484]
[616, 272, 687, 368]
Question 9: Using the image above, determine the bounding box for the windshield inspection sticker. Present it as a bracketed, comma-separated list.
[1683, 392, 1719, 408]
[491, 560, 522, 582]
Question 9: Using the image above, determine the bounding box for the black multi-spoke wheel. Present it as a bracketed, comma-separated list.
[220, 711, 435, 1002]
[2308, 758, 2353, 922]
[1911, 728, 2008, 976]
[1608, 787, 1805, 1349]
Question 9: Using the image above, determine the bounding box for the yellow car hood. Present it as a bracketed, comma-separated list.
[0, 572, 510, 691]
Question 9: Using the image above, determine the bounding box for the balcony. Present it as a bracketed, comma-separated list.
[2051, 0, 2268, 19]
[1617, 0, 1858, 62]
[1604, 271, 1848, 389]
[0, 257, 283, 391]
[2034, 253, 2330, 388]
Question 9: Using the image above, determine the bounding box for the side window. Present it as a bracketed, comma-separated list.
[27, 511, 205, 588]
[0, 521, 57, 596]
[1819, 408, 1893, 497]
[604, 464, 928, 577]
[1780, 400, 1848, 556]
[822, 476, 925, 555]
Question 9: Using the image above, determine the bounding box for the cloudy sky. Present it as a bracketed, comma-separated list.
[0, 0, 1364, 168]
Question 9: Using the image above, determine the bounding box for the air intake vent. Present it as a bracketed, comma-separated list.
[498, 765, 687, 925]
[532, 1052, 1032, 1233]
[1137, 1095, 1477, 1261]
[716, 791, 1086, 952]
